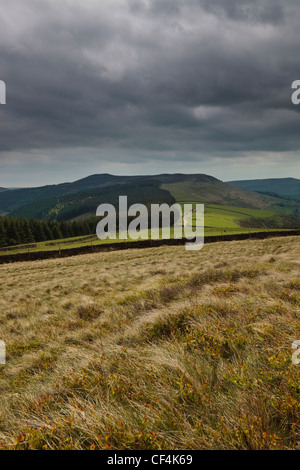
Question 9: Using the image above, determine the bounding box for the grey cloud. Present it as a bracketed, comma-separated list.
[0, 0, 300, 184]
[199, 0, 285, 24]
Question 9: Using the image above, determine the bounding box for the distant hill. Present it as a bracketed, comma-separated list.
[7, 179, 176, 221]
[0, 174, 221, 217]
[1, 173, 300, 226]
[228, 178, 300, 201]
[0, 188, 7, 192]
[159, 176, 282, 208]
[0, 174, 141, 215]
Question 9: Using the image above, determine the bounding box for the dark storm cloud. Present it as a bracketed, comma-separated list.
[199, 0, 285, 24]
[0, 0, 300, 182]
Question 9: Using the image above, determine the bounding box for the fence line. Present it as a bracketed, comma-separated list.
[0, 229, 300, 265]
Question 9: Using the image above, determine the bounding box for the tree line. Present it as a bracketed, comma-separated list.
[0, 216, 98, 247]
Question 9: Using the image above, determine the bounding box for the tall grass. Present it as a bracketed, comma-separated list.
[0, 236, 299, 449]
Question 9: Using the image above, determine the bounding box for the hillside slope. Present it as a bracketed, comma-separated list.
[0, 174, 211, 215]
[8, 180, 176, 221]
[0, 174, 142, 214]
[228, 178, 300, 201]
[160, 177, 282, 208]
[0, 236, 299, 449]
[2, 173, 300, 222]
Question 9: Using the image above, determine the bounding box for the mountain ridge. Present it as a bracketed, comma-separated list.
[228, 177, 300, 201]
[1, 173, 300, 222]
[0, 173, 220, 217]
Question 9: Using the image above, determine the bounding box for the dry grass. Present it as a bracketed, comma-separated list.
[0, 236, 299, 449]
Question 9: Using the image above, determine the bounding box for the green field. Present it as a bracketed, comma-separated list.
[182, 203, 300, 233]
[203, 204, 274, 228]
[1, 202, 299, 257]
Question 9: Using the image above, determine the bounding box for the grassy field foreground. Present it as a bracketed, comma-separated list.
[0, 236, 299, 449]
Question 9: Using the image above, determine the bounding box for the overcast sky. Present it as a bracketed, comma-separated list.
[0, 0, 300, 187]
